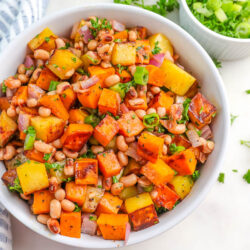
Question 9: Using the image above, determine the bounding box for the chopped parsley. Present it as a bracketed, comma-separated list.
[217, 172, 225, 183]
[74, 203, 81, 212]
[76, 68, 86, 75]
[169, 143, 185, 154]
[14, 159, 22, 167]
[112, 176, 119, 184]
[43, 153, 51, 161]
[230, 114, 238, 125]
[232, 169, 238, 173]
[1, 81, 7, 93]
[240, 140, 250, 148]
[90, 18, 112, 37]
[89, 215, 97, 221]
[84, 114, 101, 128]
[8, 177, 23, 193]
[45, 162, 63, 172]
[72, 57, 77, 63]
[178, 98, 191, 124]
[44, 37, 50, 43]
[114, 38, 122, 42]
[62, 177, 74, 182]
[79, 149, 96, 159]
[245, 90, 250, 94]
[59, 42, 70, 50]
[116, 64, 128, 74]
[192, 170, 200, 181]
[243, 170, 250, 184]
[212, 58, 222, 68]
[151, 41, 161, 55]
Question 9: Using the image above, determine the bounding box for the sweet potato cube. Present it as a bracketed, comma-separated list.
[36, 67, 59, 91]
[88, 66, 115, 87]
[60, 88, 76, 110]
[74, 158, 98, 185]
[97, 150, 121, 177]
[97, 213, 129, 240]
[0, 97, 10, 110]
[98, 88, 120, 116]
[188, 92, 216, 129]
[129, 204, 158, 231]
[60, 212, 81, 238]
[117, 111, 144, 137]
[82, 186, 104, 213]
[118, 70, 132, 83]
[135, 40, 150, 64]
[125, 193, 153, 214]
[141, 159, 175, 185]
[28, 27, 56, 51]
[66, 181, 87, 206]
[94, 115, 119, 146]
[125, 95, 147, 111]
[30, 116, 65, 143]
[149, 91, 174, 113]
[113, 30, 128, 41]
[46, 49, 82, 80]
[96, 192, 123, 215]
[152, 185, 179, 210]
[12, 86, 28, 106]
[38, 36, 57, 52]
[0, 110, 17, 147]
[24, 149, 45, 163]
[77, 81, 102, 109]
[166, 149, 197, 175]
[32, 190, 54, 214]
[61, 124, 93, 151]
[39, 94, 69, 121]
[69, 109, 88, 124]
[160, 59, 196, 96]
[146, 65, 167, 87]
[20, 106, 38, 116]
[17, 161, 49, 195]
[137, 132, 164, 163]
[112, 43, 136, 66]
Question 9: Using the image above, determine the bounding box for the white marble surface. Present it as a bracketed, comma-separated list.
[12, 1, 250, 249]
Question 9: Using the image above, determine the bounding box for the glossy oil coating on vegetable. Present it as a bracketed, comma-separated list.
[0, 16, 216, 242]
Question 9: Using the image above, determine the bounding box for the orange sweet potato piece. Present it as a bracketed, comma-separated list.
[60, 88, 76, 110]
[24, 149, 45, 163]
[88, 66, 115, 87]
[74, 158, 98, 185]
[39, 94, 69, 121]
[97, 150, 121, 177]
[68, 109, 88, 124]
[188, 92, 216, 129]
[97, 213, 129, 240]
[98, 88, 120, 116]
[135, 40, 150, 64]
[149, 91, 174, 113]
[96, 192, 123, 215]
[32, 189, 54, 214]
[124, 95, 147, 111]
[129, 204, 158, 231]
[60, 211, 81, 238]
[77, 82, 102, 109]
[38, 36, 57, 52]
[93, 115, 119, 146]
[141, 159, 175, 185]
[61, 124, 93, 151]
[0, 97, 10, 110]
[118, 70, 132, 83]
[137, 132, 164, 163]
[113, 30, 128, 41]
[117, 111, 144, 137]
[146, 65, 167, 87]
[165, 149, 197, 175]
[36, 67, 59, 91]
[66, 181, 87, 206]
[152, 185, 179, 210]
[20, 106, 38, 116]
[12, 86, 28, 106]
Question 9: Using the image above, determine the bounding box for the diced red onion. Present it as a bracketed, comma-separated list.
[186, 129, 203, 147]
[125, 142, 142, 162]
[79, 25, 94, 43]
[6, 88, 14, 98]
[201, 125, 212, 140]
[112, 20, 125, 32]
[124, 222, 131, 245]
[24, 55, 34, 68]
[28, 84, 45, 100]
[165, 51, 174, 63]
[18, 113, 31, 132]
[79, 76, 99, 90]
[81, 214, 97, 236]
[149, 53, 165, 67]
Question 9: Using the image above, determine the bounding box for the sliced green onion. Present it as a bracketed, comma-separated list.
[143, 113, 159, 129]
[236, 22, 250, 38]
[133, 66, 148, 85]
[169, 143, 185, 154]
[84, 114, 100, 128]
[24, 126, 36, 150]
[48, 81, 60, 91]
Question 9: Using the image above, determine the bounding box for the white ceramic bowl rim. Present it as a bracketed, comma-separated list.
[180, 0, 250, 42]
[0, 3, 230, 248]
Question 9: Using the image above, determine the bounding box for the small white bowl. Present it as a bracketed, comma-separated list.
[179, 0, 250, 61]
[0, 3, 230, 248]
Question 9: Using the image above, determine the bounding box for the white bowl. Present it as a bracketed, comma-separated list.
[179, 0, 250, 61]
[0, 3, 230, 248]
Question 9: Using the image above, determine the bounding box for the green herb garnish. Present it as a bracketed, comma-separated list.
[79, 149, 96, 159]
[44, 37, 50, 43]
[8, 177, 23, 193]
[49, 81, 60, 91]
[243, 170, 250, 184]
[169, 143, 185, 154]
[230, 114, 238, 125]
[43, 153, 51, 161]
[74, 203, 81, 212]
[1, 81, 7, 93]
[217, 172, 225, 183]
[112, 176, 119, 184]
[45, 162, 62, 172]
[152, 41, 161, 55]
[240, 140, 250, 148]
[192, 170, 200, 181]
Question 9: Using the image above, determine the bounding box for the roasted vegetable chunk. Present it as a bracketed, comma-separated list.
[97, 213, 130, 240]
[46, 49, 82, 79]
[30, 116, 65, 143]
[24, 149, 45, 163]
[60, 212, 81, 238]
[141, 159, 175, 185]
[112, 43, 136, 66]
[152, 185, 179, 210]
[188, 92, 216, 129]
[146, 65, 167, 87]
[75, 158, 98, 185]
[32, 190, 54, 214]
[66, 181, 87, 206]
[69, 109, 88, 124]
[88, 66, 115, 87]
[0, 97, 10, 110]
[12, 86, 28, 106]
[36, 67, 59, 91]
[94, 115, 119, 147]
[118, 111, 144, 137]
[60, 88, 76, 110]
[129, 204, 159, 231]
[160, 59, 196, 96]
[98, 88, 120, 116]
[149, 91, 174, 113]
[61, 124, 93, 151]
[149, 33, 174, 56]
[97, 150, 121, 177]
[165, 149, 197, 175]
[16, 161, 49, 195]
[137, 132, 164, 163]
[0, 110, 17, 147]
